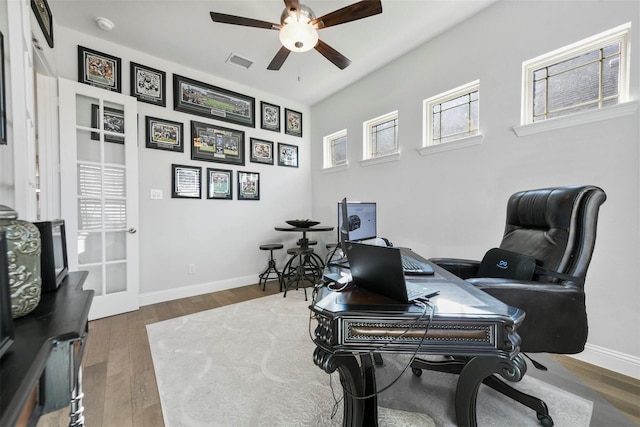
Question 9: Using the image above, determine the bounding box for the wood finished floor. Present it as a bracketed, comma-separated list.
[37, 281, 640, 427]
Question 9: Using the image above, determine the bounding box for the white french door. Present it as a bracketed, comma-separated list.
[58, 78, 139, 320]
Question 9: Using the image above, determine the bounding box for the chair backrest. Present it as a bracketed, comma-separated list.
[499, 185, 606, 286]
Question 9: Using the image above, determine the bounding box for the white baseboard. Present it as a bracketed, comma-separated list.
[139, 274, 259, 307]
[570, 343, 640, 380]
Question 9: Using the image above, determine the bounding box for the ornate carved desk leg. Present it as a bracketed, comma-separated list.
[314, 347, 379, 427]
[455, 354, 527, 427]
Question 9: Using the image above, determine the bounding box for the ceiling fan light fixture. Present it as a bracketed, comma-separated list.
[279, 21, 318, 52]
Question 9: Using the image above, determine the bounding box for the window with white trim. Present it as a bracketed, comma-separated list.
[423, 80, 479, 147]
[323, 129, 348, 168]
[522, 23, 630, 124]
[363, 111, 398, 160]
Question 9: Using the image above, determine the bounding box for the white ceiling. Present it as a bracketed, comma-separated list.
[49, 0, 496, 106]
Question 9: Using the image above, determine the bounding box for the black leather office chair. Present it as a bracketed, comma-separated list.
[411, 185, 606, 426]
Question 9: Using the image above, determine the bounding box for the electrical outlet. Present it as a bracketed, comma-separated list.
[188, 264, 196, 274]
[150, 189, 163, 199]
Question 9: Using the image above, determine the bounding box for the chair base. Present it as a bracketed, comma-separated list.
[281, 248, 323, 301]
[258, 259, 282, 291]
[410, 357, 554, 426]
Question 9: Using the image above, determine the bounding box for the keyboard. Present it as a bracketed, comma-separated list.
[401, 254, 434, 275]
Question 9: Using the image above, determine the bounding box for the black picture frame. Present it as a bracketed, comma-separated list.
[131, 62, 166, 107]
[238, 171, 260, 200]
[250, 138, 274, 165]
[278, 143, 299, 168]
[78, 46, 121, 92]
[0, 231, 14, 358]
[0, 31, 6, 145]
[260, 101, 280, 132]
[207, 168, 233, 200]
[31, 0, 53, 48]
[172, 164, 201, 199]
[191, 120, 245, 166]
[91, 104, 124, 144]
[284, 108, 302, 137]
[174, 74, 255, 128]
[145, 116, 183, 152]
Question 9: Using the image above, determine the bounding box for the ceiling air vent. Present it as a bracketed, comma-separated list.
[226, 53, 253, 70]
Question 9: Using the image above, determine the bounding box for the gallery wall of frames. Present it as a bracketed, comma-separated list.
[77, 44, 303, 201]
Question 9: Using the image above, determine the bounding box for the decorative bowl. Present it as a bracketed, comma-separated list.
[286, 219, 320, 228]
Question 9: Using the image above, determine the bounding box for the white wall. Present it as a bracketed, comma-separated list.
[310, 1, 640, 377]
[54, 27, 313, 302]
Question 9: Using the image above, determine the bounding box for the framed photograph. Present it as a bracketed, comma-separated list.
[91, 104, 124, 144]
[131, 62, 166, 106]
[31, 0, 53, 48]
[278, 143, 299, 168]
[237, 171, 260, 201]
[250, 138, 274, 165]
[78, 46, 121, 92]
[172, 164, 201, 199]
[191, 120, 245, 166]
[260, 101, 280, 132]
[0, 31, 6, 145]
[145, 116, 183, 152]
[284, 108, 302, 137]
[207, 168, 233, 200]
[174, 74, 255, 128]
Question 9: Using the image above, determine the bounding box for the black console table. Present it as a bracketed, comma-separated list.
[0, 271, 93, 427]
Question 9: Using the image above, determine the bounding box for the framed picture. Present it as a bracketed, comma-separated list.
[91, 104, 124, 144]
[278, 143, 299, 168]
[238, 171, 260, 201]
[78, 46, 121, 92]
[131, 62, 166, 106]
[172, 164, 201, 199]
[207, 168, 233, 200]
[250, 138, 274, 165]
[145, 116, 183, 152]
[0, 31, 6, 145]
[31, 0, 53, 48]
[191, 120, 245, 166]
[260, 101, 280, 132]
[284, 108, 302, 137]
[174, 74, 255, 128]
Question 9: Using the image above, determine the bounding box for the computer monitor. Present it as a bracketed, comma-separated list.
[337, 200, 377, 244]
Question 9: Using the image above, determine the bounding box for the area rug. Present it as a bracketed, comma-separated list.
[147, 290, 593, 427]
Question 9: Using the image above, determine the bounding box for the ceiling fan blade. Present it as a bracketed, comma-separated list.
[311, 0, 382, 29]
[315, 39, 351, 70]
[209, 12, 280, 30]
[267, 46, 292, 70]
[283, 0, 300, 14]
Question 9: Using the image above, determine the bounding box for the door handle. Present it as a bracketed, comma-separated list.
[127, 228, 137, 234]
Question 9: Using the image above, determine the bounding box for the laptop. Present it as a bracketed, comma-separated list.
[345, 242, 440, 303]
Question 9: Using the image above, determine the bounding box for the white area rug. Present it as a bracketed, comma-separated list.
[147, 291, 593, 427]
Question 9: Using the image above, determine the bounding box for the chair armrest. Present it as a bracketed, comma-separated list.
[429, 258, 480, 279]
[468, 279, 587, 354]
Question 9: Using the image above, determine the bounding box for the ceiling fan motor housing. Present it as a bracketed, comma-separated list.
[279, 4, 319, 52]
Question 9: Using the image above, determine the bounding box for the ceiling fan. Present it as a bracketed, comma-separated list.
[210, 0, 383, 71]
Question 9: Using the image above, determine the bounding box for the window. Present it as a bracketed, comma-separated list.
[522, 23, 630, 125]
[423, 80, 479, 147]
[363, 111, 398, 160]
[323, 129, 348, 169]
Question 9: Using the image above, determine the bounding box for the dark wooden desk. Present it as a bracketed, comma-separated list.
[0, 271, 93, 427]
[310, 250, 525, 427]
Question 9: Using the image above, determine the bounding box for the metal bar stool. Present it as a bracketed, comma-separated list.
[281, 247, 322, 300]
[258, 243, 284, 291]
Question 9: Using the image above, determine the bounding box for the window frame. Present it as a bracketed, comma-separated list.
[322, 128, 348, 170]
[362, 110, 399, 162]
[422, 80, 480, 150]
[520, 22, 631, 126]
